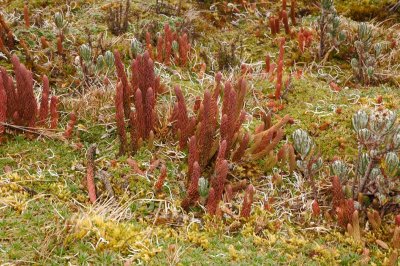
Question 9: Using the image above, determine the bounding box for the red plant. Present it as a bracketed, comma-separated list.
[113, 50, 131, 118]
[57, 36, 63, 55]
[177, 33, 190, 66]
[188, 135, 199, 184]
[221, 80, 247, 155]
[23, 3, 30, 28]
[232, 132, 250, 162]
[275, 38, 285, 100]
[38, 75, 50, 124]
[290, 0, 296, 25]
[181, 161, 201, 210]
[86, 144, 97, 203]
[174, 86, 196, 149]
[154, 164, 167, 193]
[265, 54, 271, 73]
[197, 90, 218, 168]
[115, 81, 127, 154]
[50, 96, 58, 129]
[64, 112, 77, 139]
[336, 199, 355, 228]
[298, 28, 313, 54]
[240, 185, 255, 218]
[312, 199, 320, 216]
[0, 13, 15, 49]
[269, 16, 279, 35]
[396, 214, 400, 226]
[248, 115, 291, 160]
[148, 23, 191, 67]
[11, 55, 37, 128]
[40, 36, 49, 49]
[0, 75, 6, 139]
[0, 59, 56, 132]
[210, 158, 228, 212]
[156, 36, 164, 63]
[298, 32, 305, 53]
[332, 176, 345, 213]
[113, 51, 161, 154]
[282, 10, 291, 35]
[206, 187, 217, 215]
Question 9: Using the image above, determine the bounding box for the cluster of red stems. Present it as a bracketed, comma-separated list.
[169, 73, 291, 218]
[146, 23, 191, 67]
[297, 28, 313, 54]
[114, 49, 163, 155]
[265, 38, 288, 100]
[113, 51, 291, 217]
[269, 0, 296, 36]
[0, 13, 15, 58]
[0, 55, 60, 139]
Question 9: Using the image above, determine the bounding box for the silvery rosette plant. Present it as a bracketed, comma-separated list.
[54, 12, 68, 37]
[350, 108, 400, 211]
[318, 0, 347, 60]
[351, 23, 386, 85]
[77, 44, 115, 87]
[292, 129, 323, 199]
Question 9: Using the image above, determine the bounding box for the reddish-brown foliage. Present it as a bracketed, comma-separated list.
[396, 214, 400, 226]
[114, 50, 131, 118]
[177, 33, 190, 66]
[0, 75, 6, 138]
[64, 112, 77, 139]
[181, 161, 201, 210]
[57, 36, 63, 55]
[115, 81, 127, 154]
[11, 55, 37, 128]
[240, 185, 255, 218]
[275, 38, 285, 99]
[210, 158, 228, 211]
[23, 3, 30, 28]
[38, 75, 50, 124]
[282, 10, 291, 35]
[0, 13, 14, 49]
[336, 199, 355, 228]
[206, 187, 217, 215]
[86, 144, 97, 203]
[188, 135, 199, 185]
[312, 199, 320, 217]
[40, 36, 49, 49]
[154, 164, 167, 193]
[332, 176, 345, 213]
[174, 86, 196, 149]
[290, 0, 296, 25]
[232, 132, 250, 162]
[269, 16, 278, 35]
[265, 54, 271, 73]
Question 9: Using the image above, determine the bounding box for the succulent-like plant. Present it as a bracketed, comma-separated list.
[351, 23, 385, 85]
[77, 44, 114, 87]
[318, 0, 346, 61]
[336, 108, 400, 215]
[292, 129, 323, 200]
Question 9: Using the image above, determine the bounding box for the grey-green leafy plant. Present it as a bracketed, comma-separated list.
[198, 177, 209, 198]
[130, 38, 143, 59]
[78, 44, 114, 87]
[318, 0, 346, 61]
[348, 108, 400, 211]
[54, 12, 68, 37]
[351, 23, 385, 85]
[292, 129, 323, 200]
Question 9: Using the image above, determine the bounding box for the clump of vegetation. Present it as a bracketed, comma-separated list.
[1, 0, 400, 264]
[107, 0, 130, 36]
